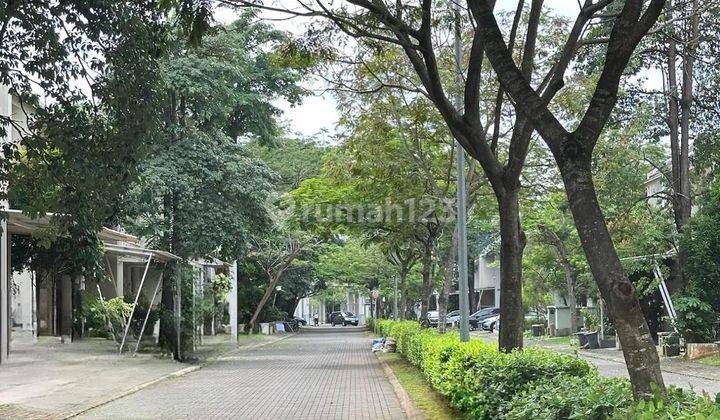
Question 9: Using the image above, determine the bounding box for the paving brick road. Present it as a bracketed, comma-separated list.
[79, 328, 407, 420]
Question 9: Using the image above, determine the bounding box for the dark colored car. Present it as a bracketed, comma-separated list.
[470, 307, 501, 325]
[330, 311, 359, 326]
[293, 316, 307, 326]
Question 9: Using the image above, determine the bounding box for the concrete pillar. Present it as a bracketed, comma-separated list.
[229, 261, 238, 343]
[1, 221, 9, 362]
[115, 258, 124, 298]
[320, 297, 326, 324]
[1, 85, 11, 363]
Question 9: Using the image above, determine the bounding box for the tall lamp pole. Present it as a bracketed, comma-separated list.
[453, 0, 470, 342]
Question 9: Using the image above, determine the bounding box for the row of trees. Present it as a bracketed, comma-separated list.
[1, 5, 334, 357]
[224, 0, 720, 398]
[5, 0, 720, 401]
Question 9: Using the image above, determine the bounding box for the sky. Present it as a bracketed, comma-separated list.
[215, 1, 655, 139]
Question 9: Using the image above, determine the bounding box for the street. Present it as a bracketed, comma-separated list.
[79, 328, 406, 420]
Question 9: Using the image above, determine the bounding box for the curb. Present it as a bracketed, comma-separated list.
[62, 333, 296, 419]
[375, 352, 424, 420]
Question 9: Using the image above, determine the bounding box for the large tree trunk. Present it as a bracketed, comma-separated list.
[248, 276, 278, 333]
[158, 262, 179, 360]
[497, 188, 526, 351]
[665, 0, 696, 294]
[399, 268, 410, 320]
[560, 158, 665, 397]
[158, 191, 182, 360]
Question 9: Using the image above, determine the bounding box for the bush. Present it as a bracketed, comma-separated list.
[366, 317, 377, 333]
[377, 320, 720, 419]
[86, 297, 133, 342]
[379, 320, 592, 419]
[673, 296, 718, 343]
[627, 386, 720, 419]
[505, 374, 632, 419]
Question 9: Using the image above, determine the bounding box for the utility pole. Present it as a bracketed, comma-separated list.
[453, 0, 470, 342]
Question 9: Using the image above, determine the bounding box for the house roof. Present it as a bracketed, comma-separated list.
[5, 209, 181, 262]
[5, 209, 138, 243]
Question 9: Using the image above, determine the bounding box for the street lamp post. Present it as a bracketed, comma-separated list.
[453, 0, 470, 342]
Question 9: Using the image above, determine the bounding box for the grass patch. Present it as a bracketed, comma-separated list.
[378, 352, 461, 420]
[695, 354, 720, 366]
[530, 335, 577, 346]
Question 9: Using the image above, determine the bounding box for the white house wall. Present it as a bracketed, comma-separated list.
[1, 85, 13, 363]
[10, 268, 33, 329]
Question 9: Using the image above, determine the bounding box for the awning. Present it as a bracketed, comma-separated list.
[5, 209, 138, 244]
[104, 242, 181, 263]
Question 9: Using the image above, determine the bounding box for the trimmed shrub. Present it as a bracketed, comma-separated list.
[505, 374, 632, 419]
[627, 386, 720, 419]
[376, 320, 720, 419]
[379, 320, 592, 418]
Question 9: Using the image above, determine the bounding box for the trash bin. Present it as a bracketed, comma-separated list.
[531, 324, 543, 337]
[586, 332, 600, 349]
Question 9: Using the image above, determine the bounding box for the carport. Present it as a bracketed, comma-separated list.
[1, 210, 181, 363]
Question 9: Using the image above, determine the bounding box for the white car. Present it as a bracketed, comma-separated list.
[481, 315, 500, 332]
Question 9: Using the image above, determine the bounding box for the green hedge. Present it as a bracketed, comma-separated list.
[378, 320, 720, 419]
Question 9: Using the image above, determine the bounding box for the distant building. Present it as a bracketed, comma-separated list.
[474, 233, 500, 309]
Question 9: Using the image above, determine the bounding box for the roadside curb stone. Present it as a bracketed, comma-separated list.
[375, 352, 423, 420]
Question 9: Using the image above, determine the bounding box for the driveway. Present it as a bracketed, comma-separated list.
[80, 327, 407, 419]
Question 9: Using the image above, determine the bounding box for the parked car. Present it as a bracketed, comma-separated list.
[446, 310, 480, 330]
[470, 307, 500, 324]
[292, 316, 307, 326]
[481, 314, 500, 332]
[426, 310, 454, 328]
[330, 311, 359, 326]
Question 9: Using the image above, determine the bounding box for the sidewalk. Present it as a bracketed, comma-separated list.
[78, 328, 405, 419]
[0, 332, 284, 420]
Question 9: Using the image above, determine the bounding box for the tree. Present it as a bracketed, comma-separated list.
[122, 14, 306, 357]
[245, 231, 312, 332]
[473, 0, 668, 396]
[288, 0, 669, 394]
[683, 179, 720, 321]
[628, 1, 720, 292]
[7, 1, 165, 278]
[229, 0, 583, 352]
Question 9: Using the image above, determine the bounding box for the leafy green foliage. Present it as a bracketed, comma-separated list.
[315, 240, 392, 291]
[685, 180, 720, 305]
[673, 297, 718, 343]
[247, 138, 326, 194]
[86, 297, 133, 342]
[7, 1, 165, 278]
[378, 320, 592, 419]
[627, 386, 720, 419]
[378, 320, 719, 419]
[505, 375, 632, 420]
[124, 14, 306, 261]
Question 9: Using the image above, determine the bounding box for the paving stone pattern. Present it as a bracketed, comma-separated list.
[80, 329, 407, 420]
